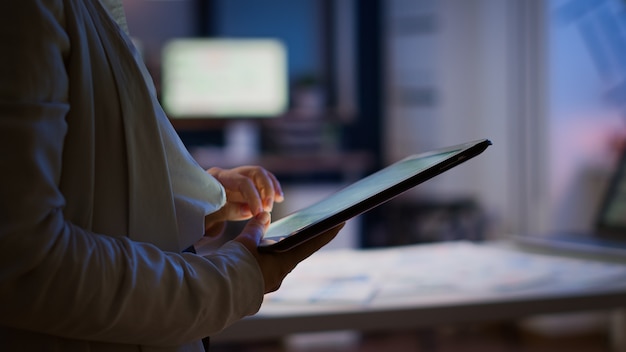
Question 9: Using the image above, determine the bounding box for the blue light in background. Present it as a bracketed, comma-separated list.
[212, 0, 322, 83]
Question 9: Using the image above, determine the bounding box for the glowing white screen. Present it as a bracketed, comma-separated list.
[161, 38, 288, 118]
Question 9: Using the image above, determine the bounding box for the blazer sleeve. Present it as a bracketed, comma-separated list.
[0, 1, 264, 347]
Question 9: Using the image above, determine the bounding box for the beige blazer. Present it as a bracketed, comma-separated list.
[0, 1, 264, 351]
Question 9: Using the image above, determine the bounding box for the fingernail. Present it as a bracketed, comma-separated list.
[256, 212, 270, 225]
[240, 205, 252, 217]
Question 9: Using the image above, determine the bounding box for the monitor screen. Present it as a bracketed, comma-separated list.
[161, 38, 288, 118]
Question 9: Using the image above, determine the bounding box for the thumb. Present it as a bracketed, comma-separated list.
[234, 212, 271, 249]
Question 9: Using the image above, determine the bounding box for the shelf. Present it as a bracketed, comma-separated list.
[191, 148, 375, 182]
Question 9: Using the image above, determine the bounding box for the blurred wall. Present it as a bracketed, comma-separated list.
[384, 0, 540, 237]
[384, 0, 626, 237]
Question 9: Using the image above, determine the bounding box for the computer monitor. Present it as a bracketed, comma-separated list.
[161, 38, 288, 119]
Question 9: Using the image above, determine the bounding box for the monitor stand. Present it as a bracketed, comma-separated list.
[224, 120, 260, 164]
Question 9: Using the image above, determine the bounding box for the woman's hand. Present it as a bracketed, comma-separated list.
[235, 212, 344, 293]
[201, 166, 284, 241]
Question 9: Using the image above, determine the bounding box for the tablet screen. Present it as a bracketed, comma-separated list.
[258, 139, 491, 252]
[261, 149, 459, 246]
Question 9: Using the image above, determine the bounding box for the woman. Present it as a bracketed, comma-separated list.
[0, 1, 342, 351]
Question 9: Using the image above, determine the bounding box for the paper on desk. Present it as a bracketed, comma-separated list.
[266, 275, 377, 304]
[264, 242, 626, 304]
[265, 250, 378, 304]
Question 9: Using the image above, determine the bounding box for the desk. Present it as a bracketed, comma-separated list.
[213, 241, 626, 347]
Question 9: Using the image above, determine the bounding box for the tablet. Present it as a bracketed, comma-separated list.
[258, 139, 492, 252]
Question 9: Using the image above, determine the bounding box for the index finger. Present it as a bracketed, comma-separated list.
[238, 166, 283, 211]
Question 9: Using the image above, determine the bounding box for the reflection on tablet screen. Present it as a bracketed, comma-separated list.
[263, 150, 458, 242]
